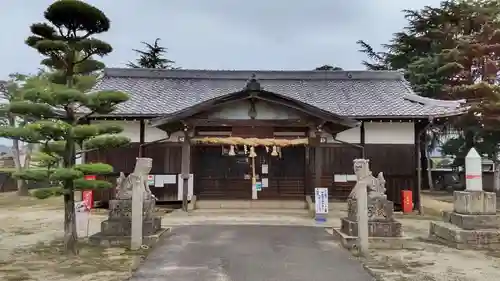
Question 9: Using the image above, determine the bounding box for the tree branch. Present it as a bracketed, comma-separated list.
[75, 147, 99, 156]
[74, 53, 93, 64]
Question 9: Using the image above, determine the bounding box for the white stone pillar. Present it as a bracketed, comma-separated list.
[353, 159, 369, 255]
[131, 175, 144, 250]
[465, 148, 482, 191]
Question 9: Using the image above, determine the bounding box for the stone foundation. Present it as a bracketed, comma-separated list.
[429, 221, 500, 250]
[341, 197, 403, 238]
[89, 199, 166, 248]
[335, 196, 408, 249]
[429, 190, 500, 250]
[340, 218, 402, 237]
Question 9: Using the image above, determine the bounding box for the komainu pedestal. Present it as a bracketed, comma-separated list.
[89, 159, 168, 248]
[341, 197, 402, 238]
[332, 159, 411, 250]
[429, 191, 500, 250]
[101, 199, 161, 237]
[89, 198, 165, 247]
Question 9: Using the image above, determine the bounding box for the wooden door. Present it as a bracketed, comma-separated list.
[193, 145, 252, 199]
[257, 146, 306, 199]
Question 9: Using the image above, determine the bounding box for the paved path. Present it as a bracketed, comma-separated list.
[131, 225, 373, 281]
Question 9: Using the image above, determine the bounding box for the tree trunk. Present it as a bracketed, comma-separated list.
[9, 115, 29, 196]
[426, 151, 435, 191]
[63, 191, 78, 255]
[63, 136, 78, 255]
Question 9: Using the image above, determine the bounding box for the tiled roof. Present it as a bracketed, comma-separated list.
[92, 68, 464, 118]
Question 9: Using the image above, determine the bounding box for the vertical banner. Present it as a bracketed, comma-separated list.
[315, 188, 329, 222]
[83, 175, 95, 209]
[74, 200, 90, 237]
[82, 190, 94, 209]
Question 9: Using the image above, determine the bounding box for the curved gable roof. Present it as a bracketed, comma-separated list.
[92, 68, 464, 119]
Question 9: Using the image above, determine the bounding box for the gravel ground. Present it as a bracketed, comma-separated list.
[360, 194, 500, 281]
[1, 191, 500, 281]
[0, 192, 141, 281]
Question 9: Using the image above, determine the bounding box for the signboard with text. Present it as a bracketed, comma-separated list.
[314, 188, 329, 215]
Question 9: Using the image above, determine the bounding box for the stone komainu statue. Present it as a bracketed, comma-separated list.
[349, 159, 386, 199]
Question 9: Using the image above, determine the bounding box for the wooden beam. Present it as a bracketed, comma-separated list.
[187, 118, 312, 127]
[139, 120, 146, 157]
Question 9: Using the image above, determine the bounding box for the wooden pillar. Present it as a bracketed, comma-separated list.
[414, 120, 428, 214]
[139, 120, 146, 157]
[304, 145, 312, 195]
[360, 121, 365, 146]
[181, 129, 191, 212]
[314, 130, 323, 190]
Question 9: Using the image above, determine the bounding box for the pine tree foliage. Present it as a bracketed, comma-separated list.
[436, 0, 500, 166]
[314, 65, 343, 71]
[0, 0, 130, 254]
[127, 38, 177, 69]
[358, 0, 500, 168]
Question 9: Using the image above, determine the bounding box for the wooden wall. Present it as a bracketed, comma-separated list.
[85, 142, 182, 201]
[315, 144, 416, 207]
[84, 141, 416, 205]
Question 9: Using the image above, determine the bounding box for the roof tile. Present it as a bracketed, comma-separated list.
[92, 68, 463, 118]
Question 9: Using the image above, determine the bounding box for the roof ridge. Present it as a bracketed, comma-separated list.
[103, 68, 405, 81]
[403, 94, 466, 108]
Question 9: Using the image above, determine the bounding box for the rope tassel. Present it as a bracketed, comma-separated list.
[271, 146, 278, 156]
[249, 146, 257, 158]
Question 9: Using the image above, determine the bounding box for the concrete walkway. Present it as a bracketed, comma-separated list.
[131, 225, 373, 281]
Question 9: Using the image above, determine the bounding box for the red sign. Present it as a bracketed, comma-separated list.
[466, 174, 481, 179]
[82, 175, 96, 209]
[401, 190, 413, 213]
[82, 190, 94, 209]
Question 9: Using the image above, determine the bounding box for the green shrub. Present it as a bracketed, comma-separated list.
[31, 186, 64, 199]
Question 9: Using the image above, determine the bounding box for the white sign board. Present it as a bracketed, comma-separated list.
[177, 173, 194, 200]
[315, 188, 329, 214]
[74, 201, 90, 238]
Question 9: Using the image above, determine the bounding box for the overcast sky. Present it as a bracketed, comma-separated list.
[1, 0, 443, 79]
[0, 0, 442, 145]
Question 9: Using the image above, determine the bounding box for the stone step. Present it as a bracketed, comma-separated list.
[189, 208, 310, 216]
[195, 200, 308, 210]
[429, 221, 500, 250]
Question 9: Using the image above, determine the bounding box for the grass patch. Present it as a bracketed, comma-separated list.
[0, 192, 62, 208]
[10, 228, 35, 235]
[3, 272, 30, 281]
[1, 239, 148, 280]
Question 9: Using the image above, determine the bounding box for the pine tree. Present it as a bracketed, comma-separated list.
[357, 0, 500, 190]
[314, 65, 343, 71]
[0, 73, 43, 196]
[435, 0, 500, 167]
[127, 38, 177, 69]
[0, 0, 130, 254]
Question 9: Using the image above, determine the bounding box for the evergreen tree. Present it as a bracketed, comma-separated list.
[357, 0, 500, 189]
[0, 0, 130, 254]
[435, 0, 500, 167]
[127, 38, 177, 69]
[0, 73, 44, 196]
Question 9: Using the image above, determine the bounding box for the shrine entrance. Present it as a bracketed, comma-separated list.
[193, 142, 306, 200]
